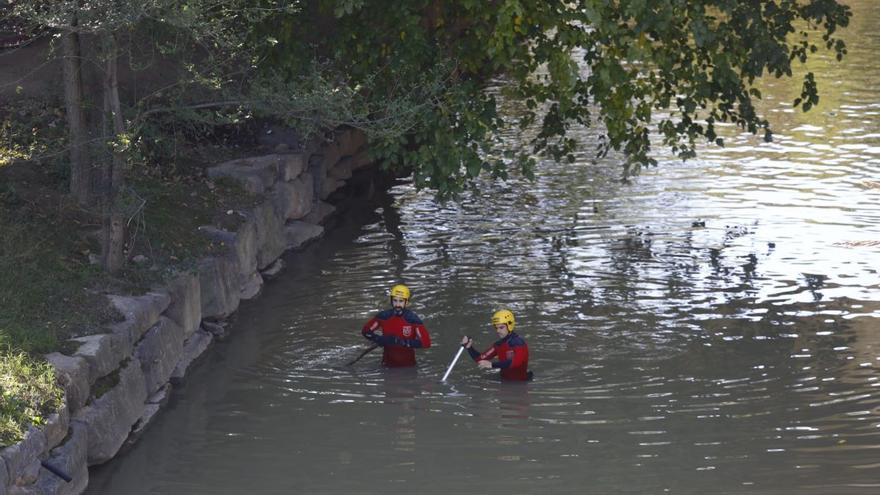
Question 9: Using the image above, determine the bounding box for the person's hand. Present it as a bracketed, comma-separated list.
[369, 334, 399, 347]
[461, 336, 472, 348]
[477, 360, 492, 369]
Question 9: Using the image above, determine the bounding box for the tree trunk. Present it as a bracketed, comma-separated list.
[100, 33, 126, 274]
[60, 19, 92, 205]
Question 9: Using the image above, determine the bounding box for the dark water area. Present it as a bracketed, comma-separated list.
[88, 2, 879, 494]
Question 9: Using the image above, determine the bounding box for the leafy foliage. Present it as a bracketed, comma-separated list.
[0, 348, 63, 446]
[259, 0, 851, 195]
[9, 0, 851, 197]
[0, 98, 67, 170]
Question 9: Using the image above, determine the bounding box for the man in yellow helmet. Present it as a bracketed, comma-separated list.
[361, 284, 432, 367]
[461, 309, 532, 381]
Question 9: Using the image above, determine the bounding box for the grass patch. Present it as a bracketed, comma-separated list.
[0, 98, 67, 169]
[126, 169, 258, 267]
[0, 348, 64, 447]
[0, 138, 266, 445]
[1, 93, 280, 447]
[0, 161, 260, 353]
[0, 183, 115, 353]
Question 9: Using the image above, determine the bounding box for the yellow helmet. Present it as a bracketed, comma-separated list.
[491, 309, 515, 333]
[389, 284, 411, 301]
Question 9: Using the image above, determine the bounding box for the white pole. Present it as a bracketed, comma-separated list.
[441, 346, 466, 382]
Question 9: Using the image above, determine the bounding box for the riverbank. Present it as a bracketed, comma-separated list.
[0, 126, 374, 494]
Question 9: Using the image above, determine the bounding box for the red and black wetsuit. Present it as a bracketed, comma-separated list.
[467, 332, 531, 381]
[361, 309, 431, 367]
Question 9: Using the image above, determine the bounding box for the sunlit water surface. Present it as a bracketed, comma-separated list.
[88, 4, 879, 494]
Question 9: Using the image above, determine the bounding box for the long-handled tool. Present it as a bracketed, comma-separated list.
[441, 345, 466, 382]
[347, 344, 379, 366]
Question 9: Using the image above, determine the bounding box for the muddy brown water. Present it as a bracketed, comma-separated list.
[87, 4, 879, 494]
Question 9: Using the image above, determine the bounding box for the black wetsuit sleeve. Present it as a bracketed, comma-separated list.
[492, 358, 512, 369]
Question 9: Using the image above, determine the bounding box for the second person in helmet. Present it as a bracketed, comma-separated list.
[361, 284, 432, 367]
[461, 309, 532, 381]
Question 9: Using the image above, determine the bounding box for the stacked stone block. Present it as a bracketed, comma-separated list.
[0, 128, 371, 494]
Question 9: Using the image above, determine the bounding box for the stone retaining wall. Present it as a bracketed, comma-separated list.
[0, 128, 372, 495]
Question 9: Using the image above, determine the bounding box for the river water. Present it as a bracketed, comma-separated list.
[88, 4, 880, 494]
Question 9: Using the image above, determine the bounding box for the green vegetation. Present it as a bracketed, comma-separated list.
[0, 348, 63, 446]
[263, 0, 851, 195]
[0, 144, 262, 443]
[0, 98, 67, 169]
[0, 159, 260, 347]
[0, 171, 109, 354]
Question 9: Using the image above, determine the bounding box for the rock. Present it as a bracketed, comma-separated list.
[349, 148, 373, 171]
[302, 200, 335, 225]
[126, 384, 172, 446]
[164, 271, 202, 339]
[197, 255, 242, 319]
[260, 259, 284, 279]
[72, 359, 147, 466]
[319, 128, 367, 173]
[170, 329, 214, 383]
[272, 173, 314, 221]
[318, 144, 343, 173]
[44, 354, 90, 413]
[0, 457, 8, 495]
[285, 221, 324, 250]
[291, 173, 315, 219]
[270, 182, 296, 222]
[321, 177, 346, 199]
[240, 272, 263, 300]
[9, 475, 39, 494]
[199, 221, 259, 285]
[105, 291, 172, 358]
[127, 404, 160, 444]
[35, 421, 88, 495]
[131, 254, 149, 265]
[146, 384, 171, 406]
[69, 335, 118, 385]
[250, 202, 287, 270]
[233, 222, 259, 281]
[201, 321, 227, 340]
[134, 317, 185, 396]
[306, 153, 326, 198]
[107, 292, 171, 340]
[0, 427, 47, 486]
[207, 155, 285, 194]
[345, 128, 368, 154]
[279, 153, 307, 181]
[42, 405, 70, 451]
[232, 219, 260, 279]
[327, 156, 354, 181]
